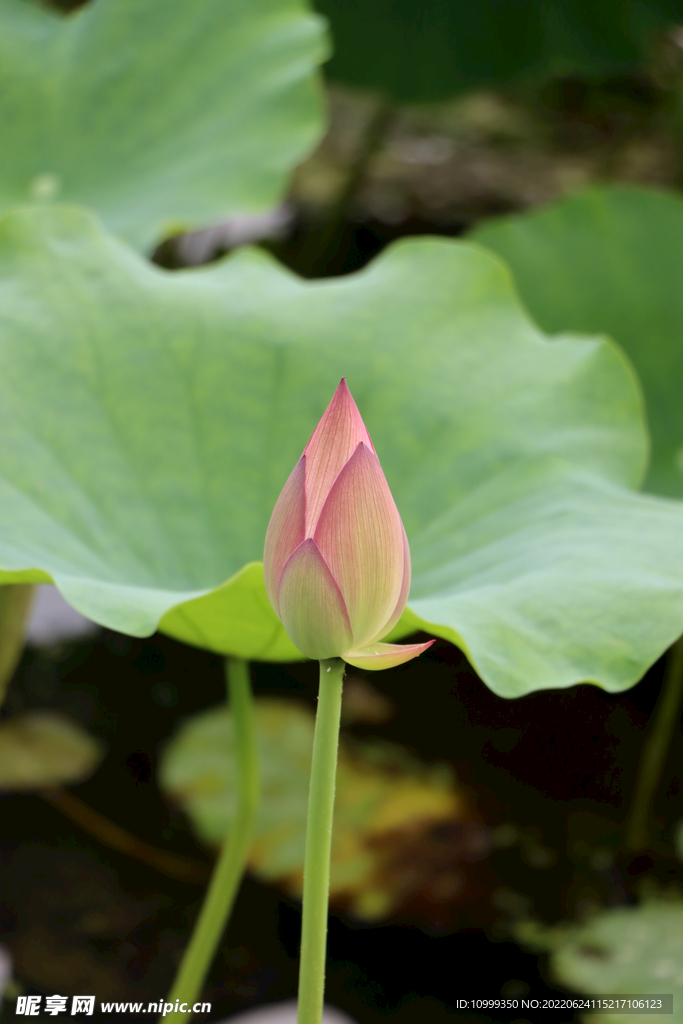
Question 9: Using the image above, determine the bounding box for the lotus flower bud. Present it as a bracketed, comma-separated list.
[264, 379, 433, 670]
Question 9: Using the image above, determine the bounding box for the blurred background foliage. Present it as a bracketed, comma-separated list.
[3, 0, 683, 1022]
[314, 0, 683, 103]
[519, 901, 683, 1022]
[159, 696, 473, 921]
[252, 3, 683, 282]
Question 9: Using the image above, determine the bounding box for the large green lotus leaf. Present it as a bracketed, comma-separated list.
[472, 186, 683, 499]
[159, 563, 301, 662]
[534, 903, 683, 1023]
[314, 0, 683, 103]
[0, 0, 327, 249]
[4, 205, 683, 696]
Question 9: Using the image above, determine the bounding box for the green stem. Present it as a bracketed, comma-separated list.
[162, 657, 259, 1022]
[622, 636, 683, 853]
[297, 657, 345, 1024]
[0, 583, 34, 707]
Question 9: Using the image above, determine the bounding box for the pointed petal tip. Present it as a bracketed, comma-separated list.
[343, 639, 435, 671]
[302, 378, 375, 534]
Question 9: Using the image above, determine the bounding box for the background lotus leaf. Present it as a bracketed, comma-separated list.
[0, 711, 103, 790]
[314, 0, 683, 103]
[524, 902, 683, 1023]
[472, 186, 683, 498]
[4, 206, 683, 695]
[0, 0, 327, 249]
[159, 698, 461, 920]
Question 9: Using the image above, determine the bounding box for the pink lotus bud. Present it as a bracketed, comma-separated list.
[264, 379, 433, 670]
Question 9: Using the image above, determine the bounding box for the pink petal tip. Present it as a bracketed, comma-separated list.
[343, 639, 435, 671]
[302, 379, 375, 536]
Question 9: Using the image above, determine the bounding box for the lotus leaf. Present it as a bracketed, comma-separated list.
[2, 206, 683, 696]
[542, 903, 683, 1024]
[0, 0, 327, 248]
[473, 186, 683, 498]
[0, 711, 103, 789]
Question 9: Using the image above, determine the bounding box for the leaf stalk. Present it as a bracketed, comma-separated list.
[0, 583, 34, 706]
[623, 635, 683, 852]
[162, 657, 259, 1022]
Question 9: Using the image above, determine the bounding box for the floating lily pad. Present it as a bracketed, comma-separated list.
[159, 698, 462, 919]
[542, 903, 683, 1023]
[3, 205, 683, 696]
[472, 186, 683, 498]
[0, 0, 327, 249]
[0, 711, 103, 789]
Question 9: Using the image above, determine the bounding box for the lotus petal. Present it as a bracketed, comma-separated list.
[344, 640, 435, 671]
[314, 443, 405, 647]
[366, 521, 411, 644]
[303, 378, 375, 535]
[263, 456, 306, 610]
[277, 538, 354, 659]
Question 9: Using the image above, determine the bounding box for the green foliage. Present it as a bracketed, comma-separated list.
[160, 563, 299, 663]
[530, 902, 683, 1023]
[0, 0, 327, 249]
[0, 711, 103, 789]
[161, 700, 315, 865]
[4, 206, 683, 696]
[159, 697, 460, 919]
[472, 186, 683, 498]
[314, 0, 683, 103]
